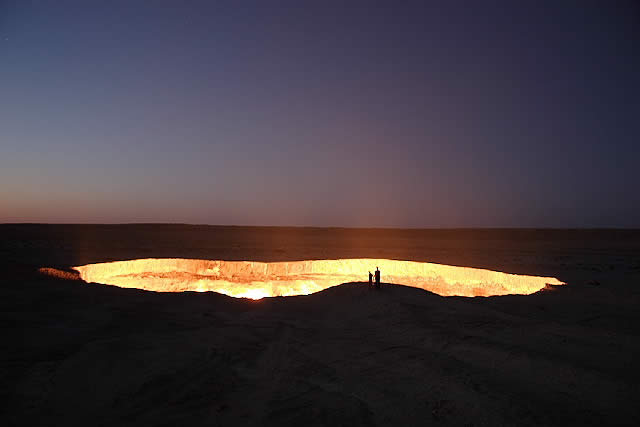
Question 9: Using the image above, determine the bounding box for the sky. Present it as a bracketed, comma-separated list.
[1, 0, 639, 227]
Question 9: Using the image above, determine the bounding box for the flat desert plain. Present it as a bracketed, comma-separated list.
[1, 225, 639, 426]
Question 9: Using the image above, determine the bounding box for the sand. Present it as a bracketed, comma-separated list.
[1, 225, 639, 426]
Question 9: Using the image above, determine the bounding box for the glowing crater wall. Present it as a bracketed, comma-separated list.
[73, 258, 564, 299]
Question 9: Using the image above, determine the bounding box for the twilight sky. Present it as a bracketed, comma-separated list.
[1, 1, 639, 227]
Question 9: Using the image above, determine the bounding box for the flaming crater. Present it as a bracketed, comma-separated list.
[72, 258, 564, 299]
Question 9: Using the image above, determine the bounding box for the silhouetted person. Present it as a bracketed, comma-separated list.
[368, 271, 373, 289]
[375, 267, 381, 289]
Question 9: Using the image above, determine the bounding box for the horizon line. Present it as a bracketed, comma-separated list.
[2, 222, 640, 231]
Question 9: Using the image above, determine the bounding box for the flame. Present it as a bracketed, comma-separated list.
[238, 288, 272, 300]
[71, 258, 564, 299]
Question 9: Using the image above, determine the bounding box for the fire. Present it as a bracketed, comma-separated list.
[72, 258, 564, 299]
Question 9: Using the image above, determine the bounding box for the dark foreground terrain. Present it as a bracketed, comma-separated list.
[2, 225, 640, 426]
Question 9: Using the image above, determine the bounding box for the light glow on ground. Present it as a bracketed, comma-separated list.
[72, 258, 564, 299]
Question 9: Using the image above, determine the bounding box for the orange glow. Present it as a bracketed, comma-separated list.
[72, 258, 564, 298]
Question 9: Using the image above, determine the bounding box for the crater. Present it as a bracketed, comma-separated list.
[72, 258, 564, 299]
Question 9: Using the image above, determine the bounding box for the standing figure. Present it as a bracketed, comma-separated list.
[368, 271, 373, 289]
[375, 267, 381, 289]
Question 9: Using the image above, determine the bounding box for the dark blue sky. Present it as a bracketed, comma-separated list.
[1, 1, 639, 227]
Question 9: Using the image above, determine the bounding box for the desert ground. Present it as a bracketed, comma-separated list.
[2, 225, 639, 426]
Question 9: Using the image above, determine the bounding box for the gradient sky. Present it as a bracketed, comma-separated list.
[1, 1, 639, 227]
